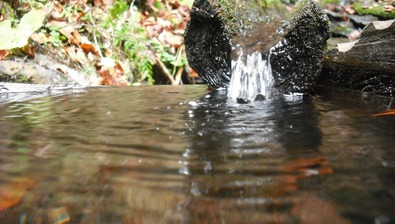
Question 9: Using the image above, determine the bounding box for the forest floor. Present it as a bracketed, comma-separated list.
[0, 0, 394, 88]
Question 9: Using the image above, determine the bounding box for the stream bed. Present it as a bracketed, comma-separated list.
[0, 85, 394, 223]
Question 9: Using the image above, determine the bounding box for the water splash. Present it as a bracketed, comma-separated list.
[227, 51, 274, 103]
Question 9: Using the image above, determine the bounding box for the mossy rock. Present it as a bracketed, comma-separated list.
[353, 2, 395, 20]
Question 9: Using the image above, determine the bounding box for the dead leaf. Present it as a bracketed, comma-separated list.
[159, 30, 183, 47]
[31, 32, 50, 44]
[65, 46, 89, 64]
[50, 2, 65, 20]
[21, 44, 36, 58]
[280, 157, 333, 178]
[98, 62, 127, 86]
[80, 43, 100, 56]
[0, 50, 11, 60]
[0, 178, 37, 211]
[372, 109, 395, 116]
[188, 68, 199, 78]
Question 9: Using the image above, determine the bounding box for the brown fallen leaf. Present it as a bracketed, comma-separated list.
[21, 44, 36, 58]
[372, 109, 395, 117]
[98, 62, 127, 86]
[80, 43, 100, 56]
[0, 50, 11, 60]
[280, 157, 333, 178]
[0, 178, 37, 211]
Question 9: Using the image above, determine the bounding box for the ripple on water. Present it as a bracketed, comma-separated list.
[0, 86, 394, 223]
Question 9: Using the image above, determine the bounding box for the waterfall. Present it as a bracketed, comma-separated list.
[227, 51, 274, 103]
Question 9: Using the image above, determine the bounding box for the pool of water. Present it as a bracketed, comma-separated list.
[0, 85, 394, 223]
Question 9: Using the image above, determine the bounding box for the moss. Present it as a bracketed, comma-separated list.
[216, 0, 292, 34]
[0, 2, 15, 20]
[323, 0, 339, 4]
[352, 2, 395, 19]
[0, 74, 32, 83]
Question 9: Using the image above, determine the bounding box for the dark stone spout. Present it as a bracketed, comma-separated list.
[184, 0, 232, 89]
[184, 0, 330, 93]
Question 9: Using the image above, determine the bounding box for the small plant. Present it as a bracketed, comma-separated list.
[0, 0, 192, 86]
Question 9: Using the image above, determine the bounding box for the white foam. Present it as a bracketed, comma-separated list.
[227, 51, 274, 103]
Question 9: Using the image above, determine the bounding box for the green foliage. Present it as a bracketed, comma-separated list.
[353, 2, 395, 19]
[48, 29, 66, 47]
[323, 0, 339, 4]
[105, 1, 155, 84]
[217, 0, 287, 34]
[110, 0, 129, 19]
[1, 0, 190, 86]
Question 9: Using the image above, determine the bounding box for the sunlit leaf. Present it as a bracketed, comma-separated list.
[372, 109, 395, 116]
[0, 9, 45, 50]
[31, 32, 50, 44]
[99, 57, 116, 70]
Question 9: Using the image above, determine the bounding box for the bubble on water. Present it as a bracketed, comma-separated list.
[188, 101, 199, 107]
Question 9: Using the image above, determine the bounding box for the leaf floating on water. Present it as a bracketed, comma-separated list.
[280, 157, 333, 178]
[372, 109, 395, 117]
[0, 178, 37, 211]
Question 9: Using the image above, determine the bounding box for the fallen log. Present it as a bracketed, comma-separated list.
[318, 19, 395, 95]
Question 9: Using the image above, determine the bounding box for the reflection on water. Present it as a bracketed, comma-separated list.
[0, 85, 394, 223]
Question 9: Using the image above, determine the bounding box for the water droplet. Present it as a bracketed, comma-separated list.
[188, 101, 199, 107]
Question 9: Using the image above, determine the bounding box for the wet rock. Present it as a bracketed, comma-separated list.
[184, 0, 329, 93]
[0, 54, 92, 86]
[0, 82, 85, 103]
[319, 19, 395, 95]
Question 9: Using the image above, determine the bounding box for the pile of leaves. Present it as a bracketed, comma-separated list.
[0, 0, 197, 86]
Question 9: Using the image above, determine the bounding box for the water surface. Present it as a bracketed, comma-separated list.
[0, 85, 394, 224]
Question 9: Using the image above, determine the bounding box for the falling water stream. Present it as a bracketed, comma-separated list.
[228, 51, 274, 103]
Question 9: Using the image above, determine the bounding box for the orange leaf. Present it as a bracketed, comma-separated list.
[0, 178, 36, 211]
[372, 109, 395, 117]
[0, 50, 11, 60]
[21, 44, 36, 58]
[280, 157, 333, 178]
[98, 63, 127, 86]
[80, 43, 100, 56]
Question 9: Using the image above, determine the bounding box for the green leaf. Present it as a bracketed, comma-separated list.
[0, 9, 46, 50]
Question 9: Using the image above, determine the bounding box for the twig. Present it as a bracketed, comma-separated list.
[174, 67, 183, 85]
[156, 56, 176, 85]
